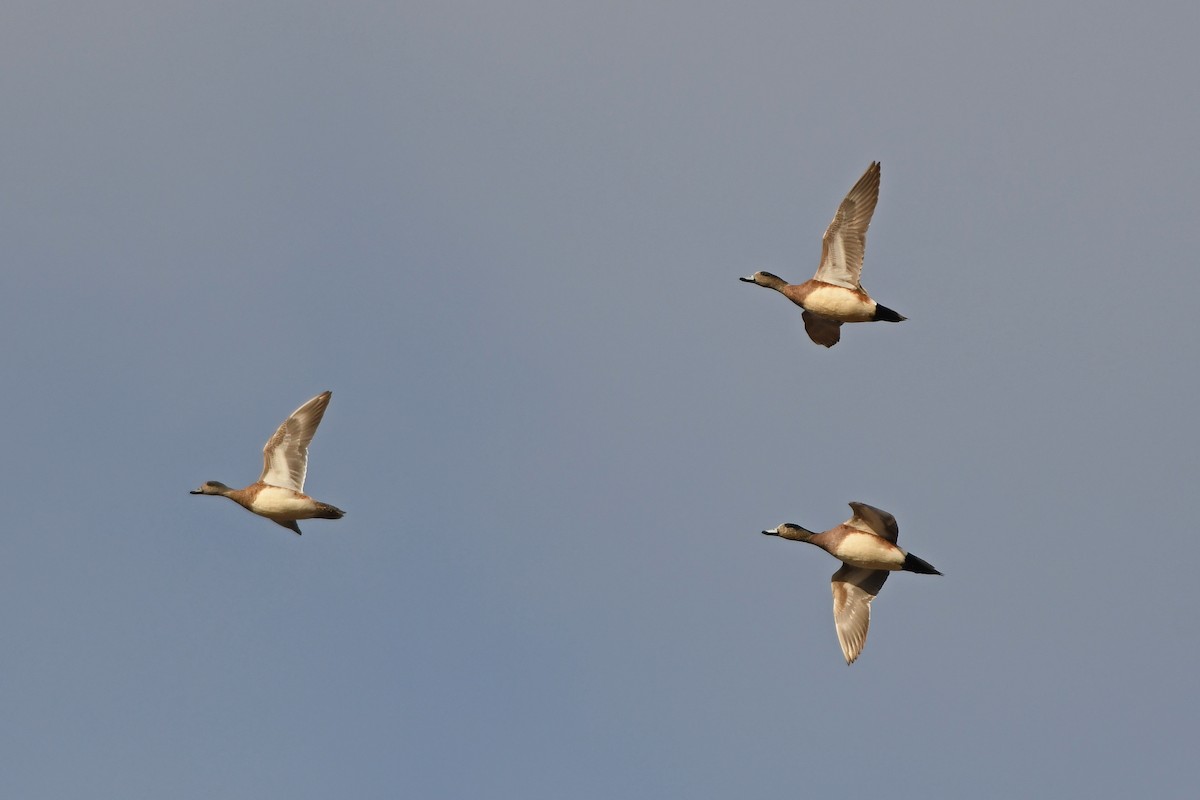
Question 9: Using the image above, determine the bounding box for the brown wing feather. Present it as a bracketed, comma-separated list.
[845, 501, 900, 543]
[801, 311, 842, 347]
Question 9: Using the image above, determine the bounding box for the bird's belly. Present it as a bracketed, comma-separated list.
[249, 486, 316, 520]
[831, 533, 906, 570]
[801, 285, 876, 321]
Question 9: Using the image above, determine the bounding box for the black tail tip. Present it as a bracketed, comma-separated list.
[318, 505, 346, 520]
[874, 304, 906, 323]
[903, 553, 942, 575]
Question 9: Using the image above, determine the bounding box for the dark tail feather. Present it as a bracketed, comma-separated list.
[874, 303, 906, 323]
[316, 504, 345, 520]
[903, 552, 942, 575]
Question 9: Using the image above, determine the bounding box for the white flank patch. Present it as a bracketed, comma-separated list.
[833, 533, 905, 570]
[250, 486, 313, 519]
[803, 286, 875, 321]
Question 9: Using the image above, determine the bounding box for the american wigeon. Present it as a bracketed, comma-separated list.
[761, 502, 939, 664]
[740, 161, 905, 347]
[191, 391, 345, 535]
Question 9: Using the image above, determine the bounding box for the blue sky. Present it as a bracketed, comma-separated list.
[3, 2, 1199, 797]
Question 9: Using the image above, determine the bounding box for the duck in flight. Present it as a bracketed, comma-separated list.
[740, 161, 905, 347]
[761, 502, 940, 664]
[190, 391, 345, 535]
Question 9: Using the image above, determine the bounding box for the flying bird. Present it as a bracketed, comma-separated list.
[740, 161, 905, 347]
[190, 391, 345, 535]
[761, 502, 939, 664]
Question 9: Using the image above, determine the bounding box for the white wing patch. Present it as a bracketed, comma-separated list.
[259, 391, 332, 491]
[831, 565, 889, 665]
[813, 162, 881, 290]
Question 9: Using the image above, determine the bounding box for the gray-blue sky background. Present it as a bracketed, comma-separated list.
[3, 1, 1198, 797]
